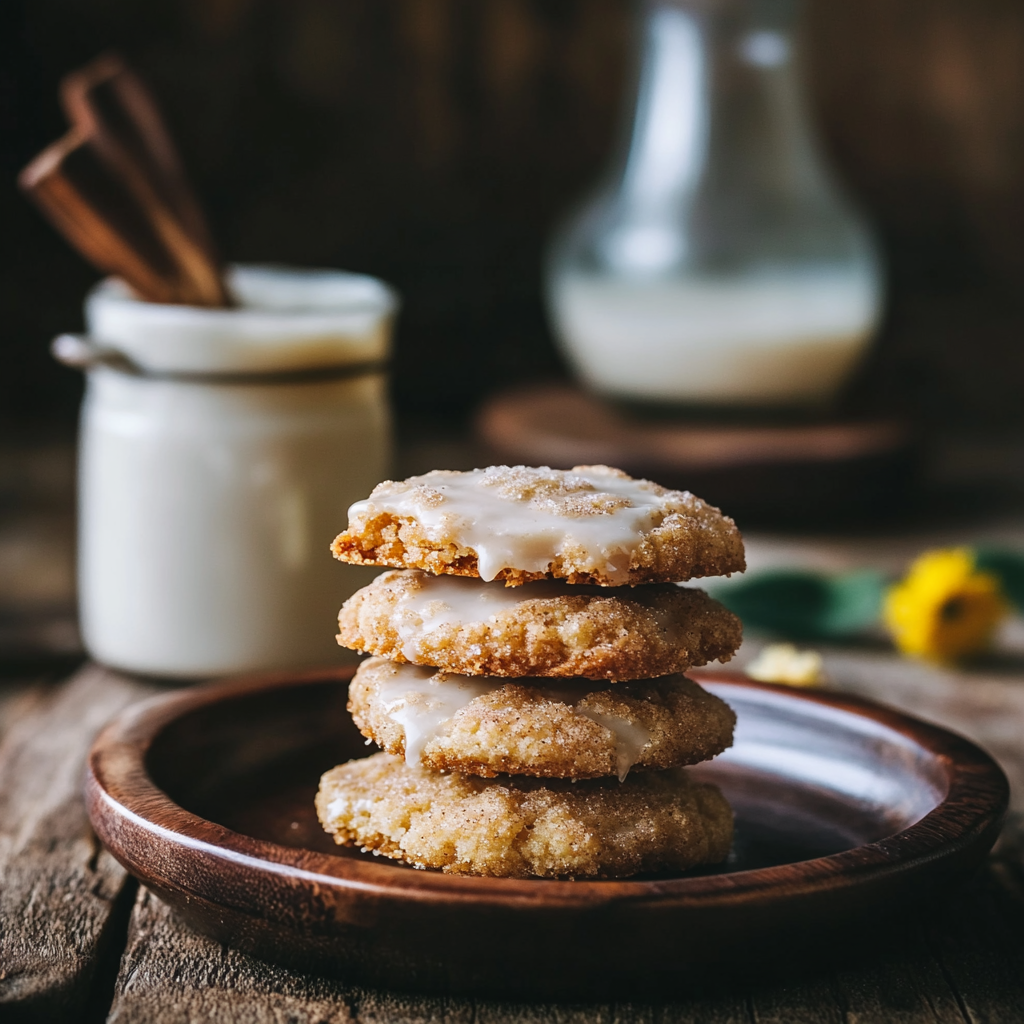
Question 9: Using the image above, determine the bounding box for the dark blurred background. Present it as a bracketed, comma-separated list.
[3, 0, 1024, 436]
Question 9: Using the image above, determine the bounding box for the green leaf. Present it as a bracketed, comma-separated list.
[715, 569, 885, 640]
[974, 547, 1024, 610]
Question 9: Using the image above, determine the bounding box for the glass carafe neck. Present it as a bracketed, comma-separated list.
[604, 0, 839, 275]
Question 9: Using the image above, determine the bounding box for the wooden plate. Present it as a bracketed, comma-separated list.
[86, 667, 1007, 999]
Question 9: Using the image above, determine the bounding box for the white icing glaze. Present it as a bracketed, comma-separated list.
[574, 709, 652, 782]
[391, 574, 596, 661]
[375, 665, 498, 766]
[349, 466, 671, 582]
[373, 661, 652, 778]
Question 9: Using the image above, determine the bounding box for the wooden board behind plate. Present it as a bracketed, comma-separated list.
[476, 385, 918, 525]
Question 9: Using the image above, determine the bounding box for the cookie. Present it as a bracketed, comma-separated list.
[348, 657, 736, 780]
[316, 752, 733, 879]
[331, 465, 745, 586]
[338, 569, 741, 680]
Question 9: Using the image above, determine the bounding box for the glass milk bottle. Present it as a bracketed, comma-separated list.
[547, 0, 883, 408]
[63, 265, 395, 678]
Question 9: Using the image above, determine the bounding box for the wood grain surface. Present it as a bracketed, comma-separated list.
[2, 663, 1024, 1021]
[102, 846, 1024, 1023]
[0, 665, 157, 1019]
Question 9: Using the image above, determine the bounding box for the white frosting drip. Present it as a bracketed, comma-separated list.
[574, 709, 652, 782]
[392, 574, 592, 661]
[349, 466, 669, 582]
[373, 661, 652, 778]
[376, 665, 497, 767]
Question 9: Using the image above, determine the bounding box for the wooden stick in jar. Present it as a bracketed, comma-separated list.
[60, 53, 231, 307]
[19, 53, 231, 307]
[60, 52, 218, 262]
[18, 127, 192, 305]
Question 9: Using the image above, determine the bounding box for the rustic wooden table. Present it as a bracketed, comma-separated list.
[3, 436, 1024, 1021]
[1, 657, 1023, 1023]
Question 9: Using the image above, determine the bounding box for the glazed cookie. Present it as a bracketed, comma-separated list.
[338, 570, 741, 680]
[348, 657, 736, 780]
[316, 752, 733, 879]
[331, 464, 745, 586]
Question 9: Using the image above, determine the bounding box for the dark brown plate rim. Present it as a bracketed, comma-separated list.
[86, 666, 1009, 911]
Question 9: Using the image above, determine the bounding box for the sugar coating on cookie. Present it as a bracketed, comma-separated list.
[331, 464, 745, 586]
[349, 657, 736, 780]
[316, 752, 733, 879]
[338, 569, 742, 680]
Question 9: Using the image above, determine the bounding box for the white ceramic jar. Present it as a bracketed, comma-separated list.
[70, 265, 396, 678]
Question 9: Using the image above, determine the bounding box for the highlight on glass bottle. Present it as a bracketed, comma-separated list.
[546, 0, 883, 410]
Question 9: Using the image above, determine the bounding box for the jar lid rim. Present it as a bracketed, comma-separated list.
[84, 264, 397, 375]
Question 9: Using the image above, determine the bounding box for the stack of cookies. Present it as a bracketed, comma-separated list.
[316, 465, 745, 879]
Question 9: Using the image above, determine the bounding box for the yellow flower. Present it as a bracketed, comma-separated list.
[884, 548, 1008, 663]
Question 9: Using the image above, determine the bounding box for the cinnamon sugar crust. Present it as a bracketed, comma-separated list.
[316, 752, 733, 879]
[349, 657, 736, 779]
[338, 570, 741, 680]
